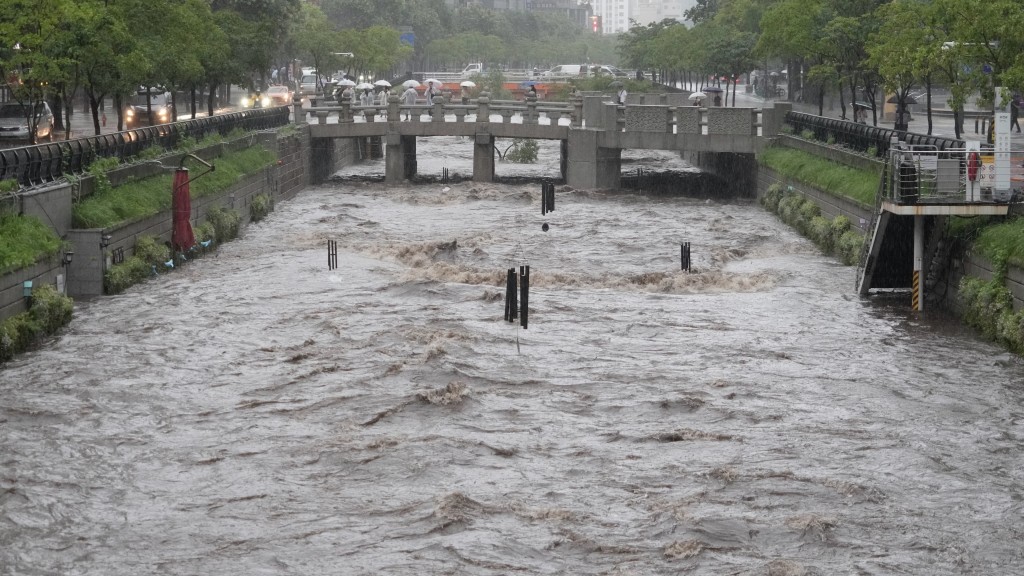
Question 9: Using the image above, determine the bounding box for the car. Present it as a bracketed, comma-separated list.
[298, 74, 320, 95]
[0, 101, 55, 143]
[125, 89, 174, 127]
[265, 85, 293, 106]
[542, 64, 585, 78]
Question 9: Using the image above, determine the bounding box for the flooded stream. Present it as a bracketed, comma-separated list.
[1, 138, 1022, 574]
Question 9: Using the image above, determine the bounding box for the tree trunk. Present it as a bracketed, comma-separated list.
[838, 78, 848, 120]
[115, 93, 124, 131]
[89, 95, 102, 135]
[191, 86, 198, 119]
[925, 75, 932, 135]
[208, 84, 217, 117]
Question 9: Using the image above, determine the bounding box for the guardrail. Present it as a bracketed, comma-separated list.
[305, 95, 579, 127]
[0, 106, 289, 188]
[785, 111, 964, 159]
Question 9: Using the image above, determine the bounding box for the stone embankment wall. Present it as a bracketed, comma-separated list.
[0, 126, 354, 320]
[759, 136, 1024, 312]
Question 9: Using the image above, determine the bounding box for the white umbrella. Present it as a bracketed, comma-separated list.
[424, 78, 441, 86]
[460, 80, 476, 88]
[356, 82, 374, 90]
[402, 79, 421, 88]
[336, 78, 356, 87]
[688, 91, 707, 101]
[374, 79, 391, 88]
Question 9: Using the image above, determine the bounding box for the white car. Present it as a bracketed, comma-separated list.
[298, 74, 320, 95]
[0, 101, 55, 143]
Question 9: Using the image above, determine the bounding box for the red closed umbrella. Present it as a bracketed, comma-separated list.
[172, 168, 195, 252]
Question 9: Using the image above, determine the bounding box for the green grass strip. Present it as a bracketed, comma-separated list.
[73, 146, 277, 229]
[972, 218, 1024, 270]
[759, 146, 880, 206]
[0, 213, 62, 274]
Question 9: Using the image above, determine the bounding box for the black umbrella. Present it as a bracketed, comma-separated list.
[887, 94, 918, 105]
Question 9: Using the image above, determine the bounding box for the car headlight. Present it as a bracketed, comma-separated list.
[126, 109, 134, 117]
[241, 97, 250, 107]
[261, 97, 270, 107]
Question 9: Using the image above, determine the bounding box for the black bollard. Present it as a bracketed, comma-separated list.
[541, 184, 547, 216]
[681, 242, 690, 272]
[328, 239, 338, 270]
[520, 265, 529, 329]
[504, 267, 518, 322]
[546, 182, 555, 212]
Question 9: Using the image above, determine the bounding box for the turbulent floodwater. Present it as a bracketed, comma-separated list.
[2, 138, 1023, 575]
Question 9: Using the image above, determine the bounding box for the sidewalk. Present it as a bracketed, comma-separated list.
[730, 84, 1024, 145]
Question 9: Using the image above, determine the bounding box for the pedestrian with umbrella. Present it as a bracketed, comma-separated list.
[401, 80, 420, 120]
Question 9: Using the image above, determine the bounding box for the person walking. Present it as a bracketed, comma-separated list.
[402, 85, 418, 120]
[617, 85, 627, 105]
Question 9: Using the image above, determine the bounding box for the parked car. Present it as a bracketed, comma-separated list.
[590, 65, 627, 77]
[125, 89, 174, 127]
[0, 101, 55, 143]
[265, 85, 293, 106]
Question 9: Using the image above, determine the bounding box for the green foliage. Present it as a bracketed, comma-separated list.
[206, 207, 241, 243]
[73, 146, 276, 229]
[0, 214, 62, 273]
[958, 263, 1024, 355]
[0, 180, 19, 193]
[972, 218, 1024, 270]
[0, 284, 73, 364]
[476, 69, 512, 101]
[103, 235, 170, 295]
[800, 129, 815, 140]
[761, 183, 785, 212]
[504, 139, 539, 164]
[249, 193, 273, 223]
[759, 147, 879, 206]
[762, 187, 863, 265]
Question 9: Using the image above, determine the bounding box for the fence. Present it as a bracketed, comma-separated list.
[785, 111, 964, 159]
[0, 107, 289, 188]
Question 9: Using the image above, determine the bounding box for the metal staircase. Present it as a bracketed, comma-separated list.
[855, 161, 890, 295]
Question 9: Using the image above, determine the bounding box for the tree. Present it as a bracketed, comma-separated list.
[292, 2, 344, 91]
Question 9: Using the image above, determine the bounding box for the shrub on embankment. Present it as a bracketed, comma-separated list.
[759, 147, 878, 206]
[0, 283, 73, 363]
[761, 183, 863, 265]
[104, 206, 243, 295]
[958, 252, 1024, 355]
[73, 146, 276, 229]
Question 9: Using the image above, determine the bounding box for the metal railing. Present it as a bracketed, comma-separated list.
[0, 107, 289, 188]
[884, 143, 1024, 204]
[785, 111, 964, 159]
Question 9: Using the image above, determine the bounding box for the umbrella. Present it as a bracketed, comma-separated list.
[336, 78, 356, 87]
[703, 86, 724, 93]
[402, 79, 421, 88]
[688, 91, 707, 101]
[460, 80, 476, 88]
[424, 78, 441, 87]
[374, 79, 391, 88]
[887, 94, 918, 105]
[171, 168, 195, 252]
[355, 82, 374, 90]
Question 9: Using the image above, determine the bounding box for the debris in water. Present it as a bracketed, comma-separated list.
[418, 381, 469, 405]
[664, 539, 704, 559]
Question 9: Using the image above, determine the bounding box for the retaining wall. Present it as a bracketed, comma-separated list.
[0, 125, 350, 320]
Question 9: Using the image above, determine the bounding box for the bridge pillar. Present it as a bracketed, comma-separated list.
[473, 133, 494, 182]
[385, 133, 408, 183]
[565, 128, 620, 190]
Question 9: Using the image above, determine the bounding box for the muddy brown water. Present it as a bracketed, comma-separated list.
[2, 141, 1022, 574]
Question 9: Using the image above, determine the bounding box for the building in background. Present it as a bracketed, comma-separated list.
[445, 1, 593, 29]
[591, 0, 630, 33]
[630, 0, 690, 26]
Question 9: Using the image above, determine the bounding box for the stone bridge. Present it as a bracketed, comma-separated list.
[301, 94, 791, 189]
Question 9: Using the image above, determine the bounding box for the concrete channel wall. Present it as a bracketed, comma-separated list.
[0, 126, 355, 320]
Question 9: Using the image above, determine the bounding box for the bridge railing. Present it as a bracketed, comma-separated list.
[0, 107, 289, 188]
[304, 95, 580, 127]
[592, 101, 768, 137]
